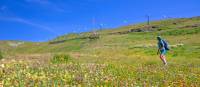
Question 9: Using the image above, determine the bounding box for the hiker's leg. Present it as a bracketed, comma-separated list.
[162, 55, 167, 65]
[159, 55, 164, 64]
[160, 55, 167, 65]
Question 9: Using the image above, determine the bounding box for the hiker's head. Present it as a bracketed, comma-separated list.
[157, 36, 162, 41]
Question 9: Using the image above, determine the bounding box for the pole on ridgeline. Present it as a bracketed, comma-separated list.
[146, 15, 150, 25]
[90, 17, 100, 39]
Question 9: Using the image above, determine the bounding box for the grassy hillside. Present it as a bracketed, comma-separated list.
[0, 17, 200, 86]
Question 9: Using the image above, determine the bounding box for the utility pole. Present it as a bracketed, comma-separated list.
[89, 17, 100, 39]
[146, 15, 150, 25]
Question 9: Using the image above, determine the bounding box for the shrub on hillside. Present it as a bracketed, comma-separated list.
[51, 54, 72, 64]
[89, 31, 100, 40]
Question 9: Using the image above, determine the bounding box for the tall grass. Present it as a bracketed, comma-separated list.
[51, 54, 73, 64]
[1, 61, 199, 86]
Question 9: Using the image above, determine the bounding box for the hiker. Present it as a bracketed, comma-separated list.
[157, 36, 169, 65]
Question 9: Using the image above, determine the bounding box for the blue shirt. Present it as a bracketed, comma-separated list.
[158, 40, 165, 51]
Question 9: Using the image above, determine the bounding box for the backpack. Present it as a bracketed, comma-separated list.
[162, 40, 170, 50]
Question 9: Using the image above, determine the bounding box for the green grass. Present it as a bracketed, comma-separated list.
[51, 54, 73, 64]
[1, 58, 199, 86]
[0, 16, 200, 86]
[160, 28, 200, 36]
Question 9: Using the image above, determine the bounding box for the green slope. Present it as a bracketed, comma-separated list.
[1, 16, 200, 54]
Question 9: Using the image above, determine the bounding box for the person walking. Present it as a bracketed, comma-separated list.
[157, 36, 169, 65]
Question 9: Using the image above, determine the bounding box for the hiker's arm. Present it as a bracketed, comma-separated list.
[157, 45, 164, 54]
[157, 49, 160, 55]
[159, 46, 164, 50]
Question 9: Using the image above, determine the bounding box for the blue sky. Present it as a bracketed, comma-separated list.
[0, 0, 199, 42]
